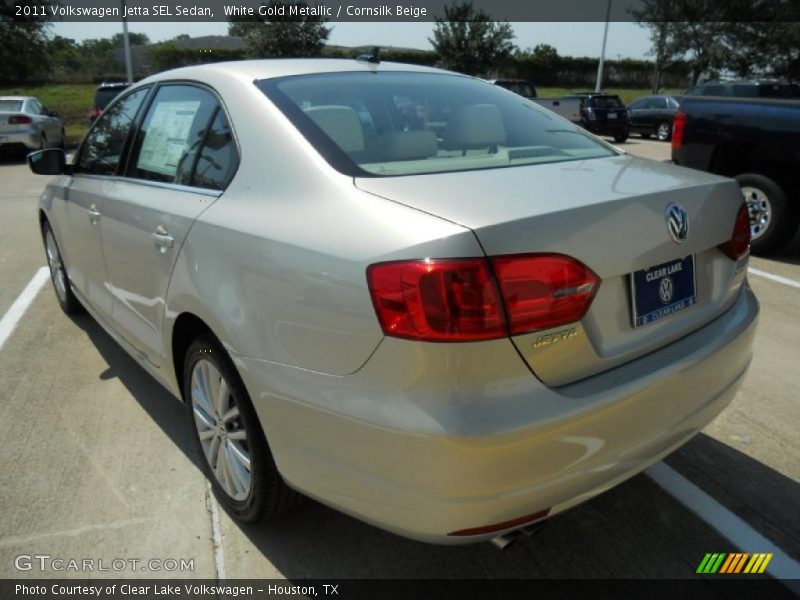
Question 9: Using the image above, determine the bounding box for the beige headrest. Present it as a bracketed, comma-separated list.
[368, 131, 438, 162]
[305, 105, 365, 153]
[443, 104, 506, 150]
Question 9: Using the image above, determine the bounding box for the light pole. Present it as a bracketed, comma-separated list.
[595, 0, 612, 93]
[121, 0, 134, 83]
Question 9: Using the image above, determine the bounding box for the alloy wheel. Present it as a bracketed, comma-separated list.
[657, 122, 671, 141]
[45, 229, 68, 303]
[191, 359, 252, 501]
[741, 186, 772, 240]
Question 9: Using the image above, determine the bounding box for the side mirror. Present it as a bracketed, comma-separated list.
[48, 110, 60, 117]
[28, 148, 70, 176]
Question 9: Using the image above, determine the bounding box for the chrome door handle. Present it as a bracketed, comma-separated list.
[151, 225, 174, 253]
[87, 204, 100, 224]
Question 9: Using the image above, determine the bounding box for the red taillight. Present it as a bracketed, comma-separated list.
[671, 109, 687, 151]
[89, 107, 102, 119]
[8, 115, 31, 125]
[718, 203, 751, 260]
[367, 258, 506, 342]
[367, 254, 599, 342]
[491, 254, 600, 334]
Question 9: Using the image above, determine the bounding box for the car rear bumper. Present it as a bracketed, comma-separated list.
[583, 121, 629, 136]
[236, 284, 758, 544]
[0, 129, 40, 151]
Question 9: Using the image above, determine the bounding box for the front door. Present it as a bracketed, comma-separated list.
[59, 87, 150, 317]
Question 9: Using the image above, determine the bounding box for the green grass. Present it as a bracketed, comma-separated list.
[0, 83, 94, 146]
[538, 87, 683, 104]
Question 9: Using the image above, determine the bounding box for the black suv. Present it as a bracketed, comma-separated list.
[89, 82, 130, 123]
[569, 93, 630, 142]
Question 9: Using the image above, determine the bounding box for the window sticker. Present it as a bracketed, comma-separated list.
[137, 101, 201, 177]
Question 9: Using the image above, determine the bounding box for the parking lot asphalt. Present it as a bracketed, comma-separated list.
[1, 139, 799, 585]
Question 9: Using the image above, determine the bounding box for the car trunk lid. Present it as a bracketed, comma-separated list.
[356, 154, 748, 386]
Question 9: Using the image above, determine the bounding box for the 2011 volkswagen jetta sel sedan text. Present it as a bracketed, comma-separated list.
[28, 59, 758, 545]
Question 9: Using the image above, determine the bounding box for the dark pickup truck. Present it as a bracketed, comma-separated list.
[672, 96, 800, 253]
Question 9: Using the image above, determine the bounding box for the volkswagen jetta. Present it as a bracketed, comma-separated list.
[28, 59, 758, 544]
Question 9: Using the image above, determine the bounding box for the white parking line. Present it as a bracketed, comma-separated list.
[0, 267, 49, 351]
[749, 267, 800, 290]
[207, 481, 227, 580]
[647, 462, 800, 589]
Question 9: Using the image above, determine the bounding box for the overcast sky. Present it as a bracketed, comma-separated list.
[51, 21, 654, 59]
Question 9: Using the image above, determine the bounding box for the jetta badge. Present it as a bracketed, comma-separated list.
[666, 202, 689, 243]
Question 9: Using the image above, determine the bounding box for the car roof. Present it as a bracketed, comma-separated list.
[138, 58, 456, 87]
[0, 96, 33, 101]
[96, 82, 130, 89]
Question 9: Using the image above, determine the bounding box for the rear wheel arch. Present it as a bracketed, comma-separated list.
[171, 312, 216, 401]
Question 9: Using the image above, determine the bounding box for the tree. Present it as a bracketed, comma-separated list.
[0, 0, 52, 84]
[632, 0, 800, 88]
[429, 1, 516, 76]
[228, 1, 330, 58]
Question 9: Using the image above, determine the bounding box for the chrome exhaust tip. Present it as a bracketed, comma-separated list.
[490, 521, 546, 550]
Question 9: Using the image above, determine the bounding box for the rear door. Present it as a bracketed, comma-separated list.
[98, 83, 239, 368]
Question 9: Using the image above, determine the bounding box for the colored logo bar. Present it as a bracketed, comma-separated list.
[697, 553, 773, 574]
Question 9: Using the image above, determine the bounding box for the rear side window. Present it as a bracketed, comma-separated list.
[127, 84, 238, 190]
[191, 110, 238, 190]
[77, 88, 149, 176]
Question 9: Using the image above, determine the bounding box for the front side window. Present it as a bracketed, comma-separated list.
[257, 72, 615, 177]
[77, 88, 149, 176]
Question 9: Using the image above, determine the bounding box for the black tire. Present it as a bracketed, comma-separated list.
[42, 220, 83, 315]
[184, 334, 298, 523]
[656, 121, 672, 142]
[613, 133, 629, 143]
[735, 173, 798, 255]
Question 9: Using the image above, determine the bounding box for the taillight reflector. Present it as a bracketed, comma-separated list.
[367, 254, 599, 342]
[8, 115, 32, 125]
[718, 202, 751, 260]
[671, 109, 687, 151]
[447, 508, 551, 537]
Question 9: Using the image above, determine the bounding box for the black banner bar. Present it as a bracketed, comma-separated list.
[6, 0, 800, 22]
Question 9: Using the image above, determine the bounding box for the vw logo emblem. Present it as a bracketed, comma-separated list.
[666, 202, 689, 244]
[659, 277, 674, 304]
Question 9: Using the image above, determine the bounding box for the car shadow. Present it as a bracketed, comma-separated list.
[61, 313, 800, 579]
[67, 310, 204, 471]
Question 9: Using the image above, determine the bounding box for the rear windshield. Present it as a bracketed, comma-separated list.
[588, 96, 624, 108]
[0, 100, 23, 112]
[257, 72, 614, 177]
[94, 87, 127, 109]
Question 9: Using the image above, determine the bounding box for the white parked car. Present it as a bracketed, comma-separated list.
[0, 96, 66, 154]
[28, 59, 757, 546]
